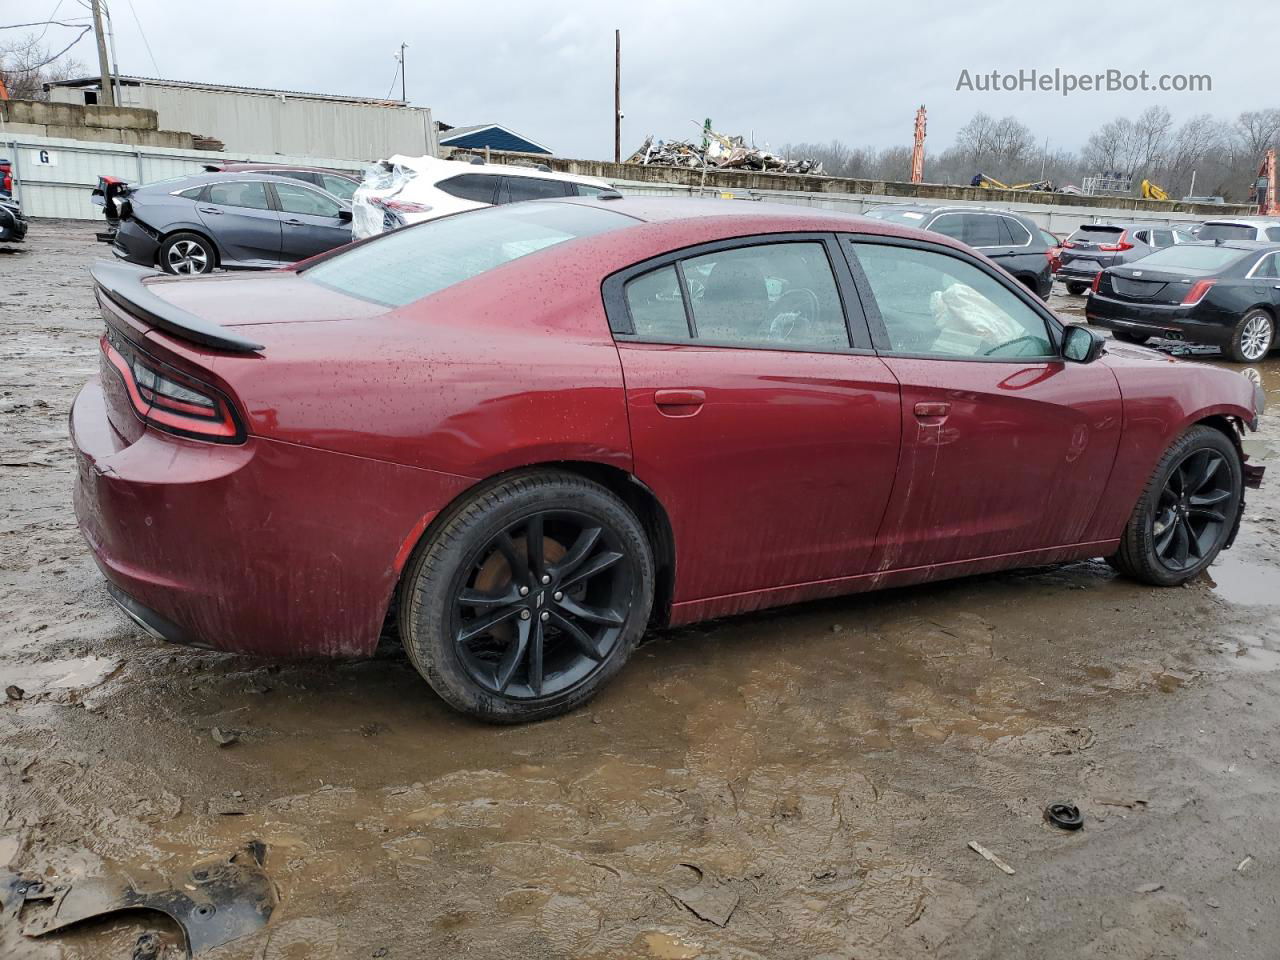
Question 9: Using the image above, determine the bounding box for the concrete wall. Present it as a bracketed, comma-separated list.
[53, 82, 437, 161]
[0, 99, 192, 148]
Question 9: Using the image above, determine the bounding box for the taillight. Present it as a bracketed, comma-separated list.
[1090, 271, 1104, 293]
[101, 334, 244, 442]
[1, 163, 11, 195]
[1181, 279, 1217, 306]
[1098, 232, 1134, 252]
[1062, 240, 1077, 249]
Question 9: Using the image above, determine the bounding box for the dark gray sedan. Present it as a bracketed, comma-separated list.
[93, 171, 353, 274]
[1056, 222, 1193, 294]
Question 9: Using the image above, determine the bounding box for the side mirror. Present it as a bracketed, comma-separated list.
[1062, 324, 1105, 363]
[338, 209, 353, 222]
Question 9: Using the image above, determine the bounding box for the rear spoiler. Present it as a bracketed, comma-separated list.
[90, 261, 265, 354]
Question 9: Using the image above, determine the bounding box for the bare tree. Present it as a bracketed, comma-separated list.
[1235, 109, 1280, 158]
[0, 32, 86, 101]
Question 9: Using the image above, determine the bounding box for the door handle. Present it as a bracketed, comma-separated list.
[197, 206, 222, 215]
[913, 401, 950, 420]
[282, 219, 303, 226]
[653, 388, 705, 415]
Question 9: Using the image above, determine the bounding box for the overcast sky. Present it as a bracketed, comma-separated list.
[20, 0, 1278, 159]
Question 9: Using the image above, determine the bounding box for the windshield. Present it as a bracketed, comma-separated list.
[303, 202, 634, 306]
[1131, 244, 1250, 274]
[1197, 223, 1256, 241]
[864, 207, 929, 226]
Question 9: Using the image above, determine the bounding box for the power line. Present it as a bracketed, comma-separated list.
[3, 25, 91, 72]
[1, 19, 89, 30]
[122, 0, 158, 75]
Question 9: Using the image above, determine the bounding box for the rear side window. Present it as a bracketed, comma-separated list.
[206, 181, 271, 210]
[931, 213, 1002, 248]
[1267, 227, 1280, 242]
[176, 186, 205, 200]
[1252, 254, 1280, 279]
[573, 183, 612, 197]
[436, 174, 500, 204]
[279, 170, 319, 186]
[302, 202, 632, 307]
[500, 177, 570, 203]
[1198, 223, 1256, 241]
[1151, 230, 1174, 246]
[320, 174, 357, 201]
[1000, 217, 1032, 246]
[274, 181, 342, 217]
[623, 242, 848, 350]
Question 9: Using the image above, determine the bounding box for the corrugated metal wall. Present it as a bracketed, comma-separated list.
[51, 83, 436, 159]
[0, 135, 379, 220]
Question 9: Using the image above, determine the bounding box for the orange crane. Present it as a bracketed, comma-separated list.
[910, 105, 926, 183]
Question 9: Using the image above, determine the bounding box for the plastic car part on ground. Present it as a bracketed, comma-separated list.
[626, 130, 823, 175]
[10, 842, 275, 956]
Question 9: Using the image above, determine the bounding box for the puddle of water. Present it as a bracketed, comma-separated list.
[637, 931, 703, 959]
[1206, 549, 1280, 608]
[3, 655, 120, 701]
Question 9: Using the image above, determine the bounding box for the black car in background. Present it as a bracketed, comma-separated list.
[0, 196, 27, 244]
[93, 171, 352, 274]
[1057, 222, 1191, 294]
[1085, 241, 1280, 362]
[864, 204, 1053, 298]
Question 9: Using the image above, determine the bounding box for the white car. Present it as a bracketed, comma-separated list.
[351, 155, 615, 239]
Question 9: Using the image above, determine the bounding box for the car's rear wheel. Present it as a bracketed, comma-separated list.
[1066, 281, 1089, 295]
[1112, 330, 1152, 345]
[159, 232, 216, 275]
[1228, 309, 1274, 363]
[399, 471, 654, 723]
[1110, 426, 1242, 586]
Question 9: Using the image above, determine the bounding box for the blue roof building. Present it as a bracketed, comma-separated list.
[438, 123, 551, 156]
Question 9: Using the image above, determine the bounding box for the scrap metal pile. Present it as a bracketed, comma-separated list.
[626, 130, 823, 175]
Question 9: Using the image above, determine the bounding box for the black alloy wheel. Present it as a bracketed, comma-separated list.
[1150, 448, 1234, 572]
[451, 510, 631, 700]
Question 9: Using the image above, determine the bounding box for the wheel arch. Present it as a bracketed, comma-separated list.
[387, 459, 677, 637]
[158, 226, 222, 269]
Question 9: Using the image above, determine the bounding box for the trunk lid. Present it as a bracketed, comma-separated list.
[143, 270, 389, 327]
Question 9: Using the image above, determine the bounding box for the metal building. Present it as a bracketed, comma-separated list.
[45, 75, 437, 160]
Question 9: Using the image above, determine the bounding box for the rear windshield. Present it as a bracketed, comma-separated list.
[1197, 223, 1256, 241]
[1068, 225, 1124, 241]
[303, 202, 633, 306]
[864, 207, 929, 225]
[1130, 244, 1250, 274]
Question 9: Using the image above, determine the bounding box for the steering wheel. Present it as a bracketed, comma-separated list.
[983, 335, 1046, 357]
[762, 287, 820, 342]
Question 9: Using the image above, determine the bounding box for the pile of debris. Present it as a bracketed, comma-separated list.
[626, 129, 823, 176]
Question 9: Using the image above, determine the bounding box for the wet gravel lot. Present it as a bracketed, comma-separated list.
[2, 221, 1280, 959]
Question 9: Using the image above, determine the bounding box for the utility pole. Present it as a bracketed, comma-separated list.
[614, 30, 621, 164]
[90, 0, 115, 107]
[399, 43, 408, 104]
[104, 1, 123, 107]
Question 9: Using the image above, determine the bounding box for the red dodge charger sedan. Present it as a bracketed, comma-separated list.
[72, 197, 1266, 722]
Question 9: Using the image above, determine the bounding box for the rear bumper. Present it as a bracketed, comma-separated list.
[0, 210, 27, 242]
[109, 219, 160, 267]
[71, 376, 470, 657]
[1085, 294, 1232, 346]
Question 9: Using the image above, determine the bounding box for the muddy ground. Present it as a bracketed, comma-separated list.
[1, 220, 1278, 960]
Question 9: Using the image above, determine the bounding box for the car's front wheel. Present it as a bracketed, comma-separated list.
[1228, 309, 1274, 363]
[399, 471, 654, 723]
[1066, 281, 1089, 295]
[1110, 425, 1242, 586]
[159, 232, 216, 275]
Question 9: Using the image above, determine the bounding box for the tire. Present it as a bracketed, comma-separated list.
[1066, 282, 1089, 295]
[1112, 330, 1151, 345]
[398, 471, 654, 723]
[1110, 425, 1243, 586]
[1227, 309, 1274, 363]
[159, 232, 216, 275]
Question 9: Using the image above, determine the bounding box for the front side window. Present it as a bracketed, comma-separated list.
[1152, 230, 1174, 246]
[275, 181, 342, 217]
[303, 202, 631, 307]
[206, 180, 271, 211]
[501, 177, 570, 203]
[573, 183, 612, 197]
[851, 242, 1053, 359]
